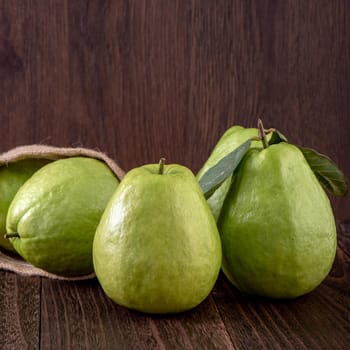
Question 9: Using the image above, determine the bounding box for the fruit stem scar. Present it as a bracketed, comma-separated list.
[4, 233, 20, 239]
[158, 158, 166, 174]
[258, 118, 269, 149]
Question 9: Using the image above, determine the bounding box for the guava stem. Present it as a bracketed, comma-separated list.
[4, 233, 20, 239]
[264, 128, 276, 135]
[158, 158, 166, 174]
[258, 118, 269, 149]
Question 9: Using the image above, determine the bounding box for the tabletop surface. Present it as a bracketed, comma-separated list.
[0, 221, 349, 350]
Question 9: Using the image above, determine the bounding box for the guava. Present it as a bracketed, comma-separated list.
[93, 160, 222, 314]
[197, 126, 267, 221]
[218, 142, 337, 298]
[0, 159, 50, 252]
[6, 157, 119, 276]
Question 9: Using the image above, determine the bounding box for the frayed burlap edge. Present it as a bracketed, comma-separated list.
[0, 144, 125, 180]
[0, 144, 126, 281]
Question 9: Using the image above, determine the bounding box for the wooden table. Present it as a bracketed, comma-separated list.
[1, 221, 349, 350]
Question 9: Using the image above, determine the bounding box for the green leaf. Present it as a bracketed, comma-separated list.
[268, 130, 288, 145]
[199, 140, 251, 199]
[299, 146, 348, 197]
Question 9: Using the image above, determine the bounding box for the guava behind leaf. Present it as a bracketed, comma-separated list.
[197, 126, 266, 221]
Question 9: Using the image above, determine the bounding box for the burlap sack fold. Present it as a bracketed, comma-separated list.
[0, 144, 125, 281]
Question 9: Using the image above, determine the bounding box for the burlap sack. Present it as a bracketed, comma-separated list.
[0, 144, 125, 281]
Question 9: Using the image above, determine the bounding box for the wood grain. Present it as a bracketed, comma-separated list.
[212, 223, 350, 350]
[1, 228, 349, 349]
[35, 222, 350, 349]
[40, 278, 234, 349]
[1, 225, 349, 350]
[0, 0, 349, 220]
[0, 272, 40, 350]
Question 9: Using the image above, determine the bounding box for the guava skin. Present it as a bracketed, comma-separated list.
[93, 164, 222, 314]
[6, 157, 119, 276]
[0, 159, 50, 252]
[218, 143, 337, 298]
[197, 126, 266, 221]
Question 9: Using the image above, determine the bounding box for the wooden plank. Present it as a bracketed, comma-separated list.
[212, 223, 350, 350]
[0, 0, 69, 150]
[40, 278, 234, 349]
[0, 0, 349, 219]
[0, 271, 41, 350]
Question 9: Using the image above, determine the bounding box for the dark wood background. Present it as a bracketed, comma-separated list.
[1, 2, 350, 349]
[0, 0, 349, 221]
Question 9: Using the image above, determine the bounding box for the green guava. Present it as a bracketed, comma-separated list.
[0, 159, 50, 252]
[93, 161, 222, 314]
[197, 126, 266, 221]
[6, 157, 119, 276]
[218, 142, 337, 298]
